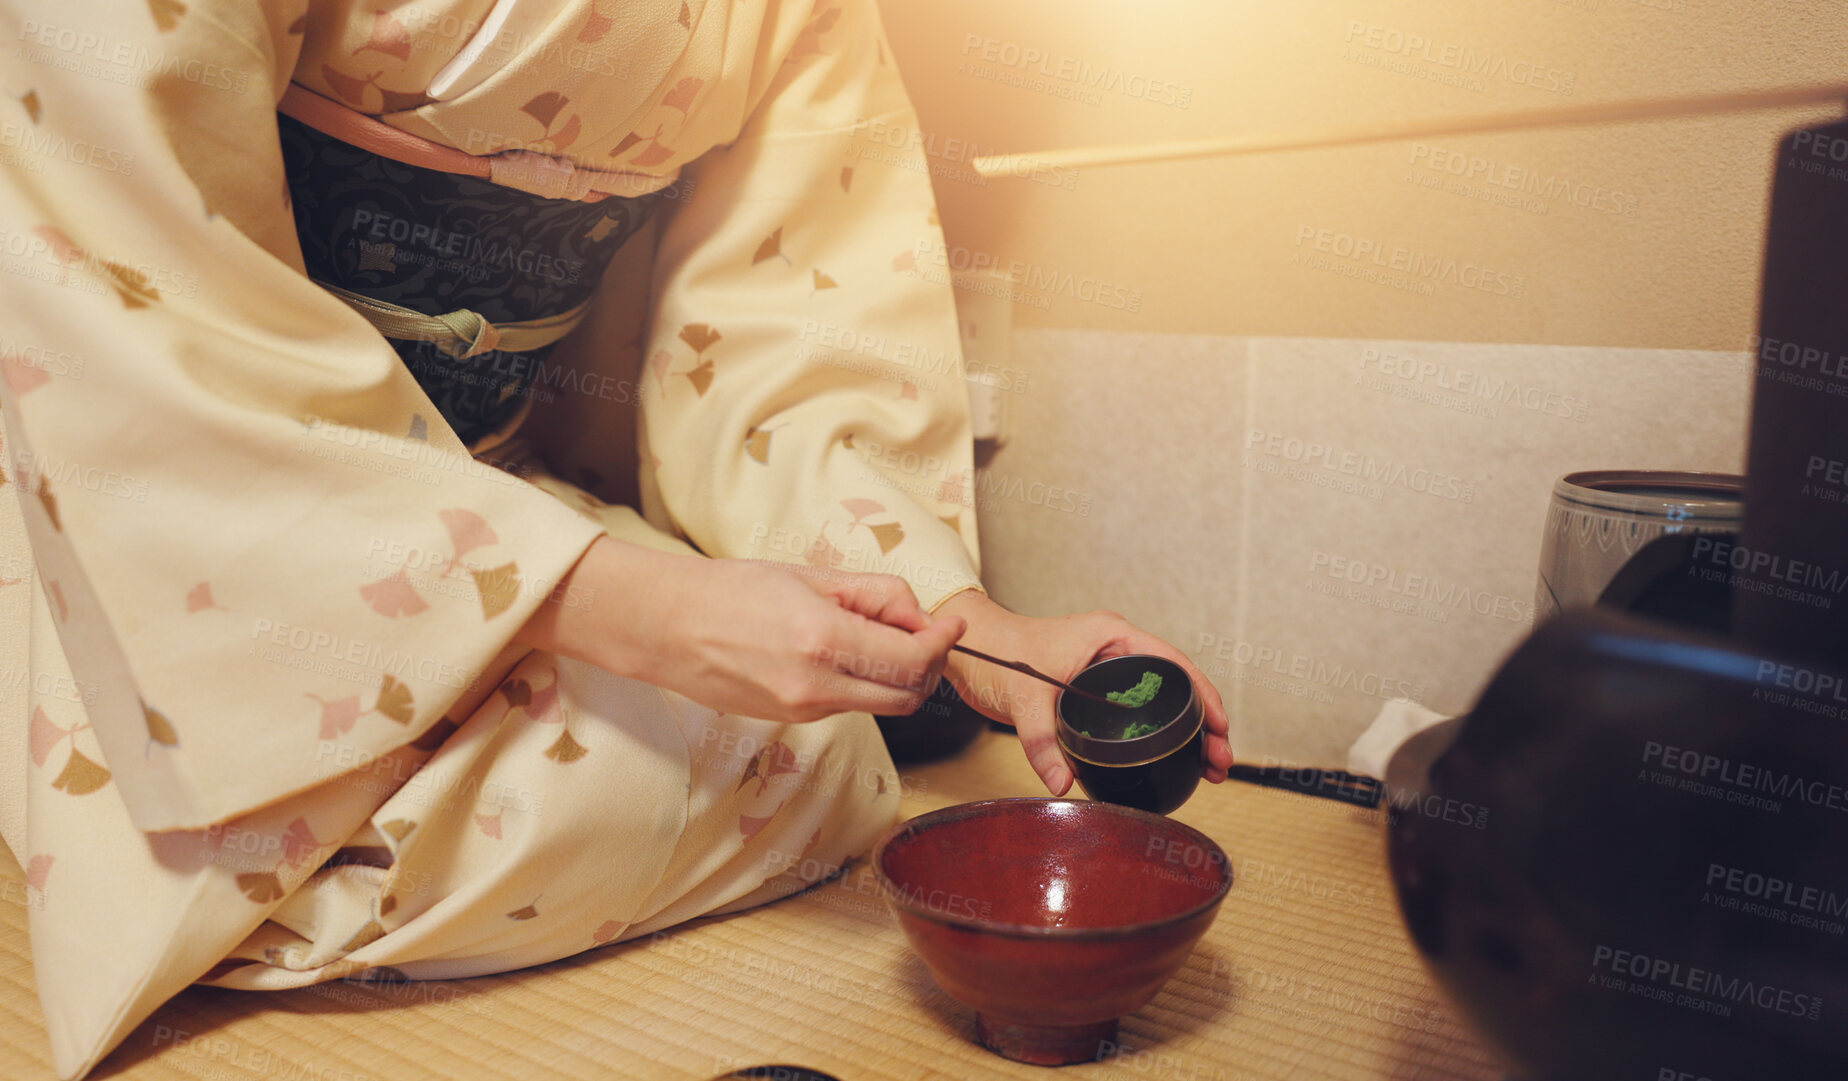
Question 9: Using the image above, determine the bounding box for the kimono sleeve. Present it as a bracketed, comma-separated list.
[639, 0, 985, 611]
[0, 1, 605, 830]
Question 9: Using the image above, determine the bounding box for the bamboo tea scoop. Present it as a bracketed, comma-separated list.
[951, 644, 1134, 708]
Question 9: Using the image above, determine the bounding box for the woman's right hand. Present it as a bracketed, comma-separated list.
[520, 537, 964, 722]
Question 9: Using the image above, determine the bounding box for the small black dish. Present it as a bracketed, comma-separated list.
[1056, 655, 1202, 816]
[874, 677, 989, 763]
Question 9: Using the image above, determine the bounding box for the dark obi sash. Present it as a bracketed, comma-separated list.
[279, 113, 659, 448]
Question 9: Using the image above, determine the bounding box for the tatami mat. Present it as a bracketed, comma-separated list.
[1, 729, 1503, 1080]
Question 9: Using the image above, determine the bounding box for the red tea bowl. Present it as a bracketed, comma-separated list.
[872, 798, 1232, 1065]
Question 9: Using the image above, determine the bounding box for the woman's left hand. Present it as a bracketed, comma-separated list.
[934, 591, 1234, 796]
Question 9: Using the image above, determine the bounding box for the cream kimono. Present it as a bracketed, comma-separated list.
[0, 0, 982, 1076]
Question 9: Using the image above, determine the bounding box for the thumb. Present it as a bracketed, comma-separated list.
[911, 614, 966, 663]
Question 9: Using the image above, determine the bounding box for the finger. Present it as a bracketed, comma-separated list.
[821, 609, 949, 694]
[822, 574, 932, 633]
[800, 665, 936, 718]
[1011, 687, 1073, 796]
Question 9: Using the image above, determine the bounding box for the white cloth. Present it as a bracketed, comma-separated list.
[1347, 698, 1451, 780]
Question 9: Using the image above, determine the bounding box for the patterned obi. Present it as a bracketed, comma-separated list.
[279, 111, 661, 448]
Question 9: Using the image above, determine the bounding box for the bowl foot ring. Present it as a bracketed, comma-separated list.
[975, 1014, 1120, 1066]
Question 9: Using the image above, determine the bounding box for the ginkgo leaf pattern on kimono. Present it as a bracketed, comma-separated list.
[51, 738, 110, 794]
[471, 562, 520, 619]
[439, 508, 498, 566]
[661, 76, 702, 114]
[812, 269, 837, 292]
[891, 249, 917, 273]
[519, 91, 582, 151]
[578, 2, 613, 41]
[144, 702, 179, 747]
[354, 12, 411, 61]
[840, 167, 853, 192]
[147, 0, 185, 32]
[592, 920, 626, 945]
[508, 899, 541, 920]
[3, 353, 50, 395]
[803, 523, 843, 569]
[379, 818, 417, 843]
[341, 920, 387, 952]
[280, 817, 328, 869]
[47, 580, 67, 621]
[739, 801, 786, 839]
[789, 4, 841, 61]
[406, 414, 429, 441]
[524, 677, 560, 720]
[374, 674, 414, 724]
[648, 349, 673, 394]
[837, 499, 906, 554]
[744, 426, 781, 464]
[36, 476, 59, 530]
[28, 706, 64, 767]
[736, 741, 799, 797]
[683, 359, 714, 396]
[840, 498, 884, 529]
[361, 567, 427, 617]
[501, 679, 532, 710]
[937, 469, 971, 505]
[308, 692, 362, 739]
[184, 581, 222, 612]
[679, 323, 721, 353]
[474, 810, 503, 839]
[751, 228, 786, 266]
[320, 65, 382, 108]
[24, 854, 52, 893]
[868, 521, 905, 554]
[21, 90, 41, 124]
[545, 728, 588, 763]
[677, 1, 690, 29]
[608, 131, 643, 159]
[376, 87, 437, 113]
[625, 125, 673, 167]
[236, 872, 286, 903]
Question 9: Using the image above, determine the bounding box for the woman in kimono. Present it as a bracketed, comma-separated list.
[0, 0, 1232, 1075]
